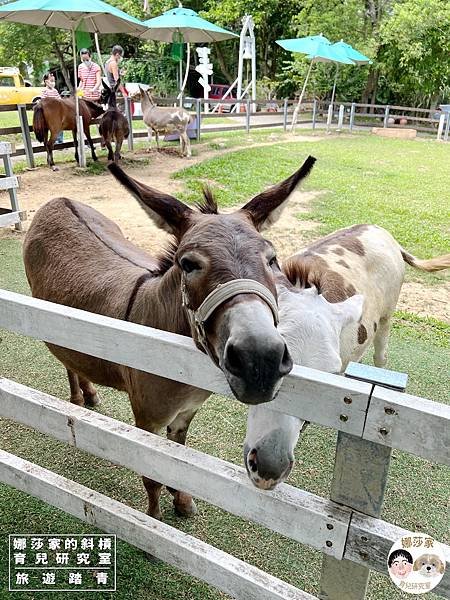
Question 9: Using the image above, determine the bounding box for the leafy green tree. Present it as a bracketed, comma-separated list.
[379, 0, 450, 106]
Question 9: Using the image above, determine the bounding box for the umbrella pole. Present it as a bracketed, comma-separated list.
[178, 42, 190, 107]
[72, 29, 86, 168]
[291, 59, 314, 133]
[330, 64, 339, 110]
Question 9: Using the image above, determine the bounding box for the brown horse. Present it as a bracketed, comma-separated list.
[33, 97, 104, 170]
[99, 80, 129, 163]
[23, 158, 315, 519]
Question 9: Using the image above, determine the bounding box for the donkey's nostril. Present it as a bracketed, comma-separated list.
[224, 342, 241, 376]
[248, 448, 258, 471]
[280, 344, 293, 376]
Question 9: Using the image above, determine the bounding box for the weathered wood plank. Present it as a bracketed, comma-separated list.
[319, 433, 392, 600]
[0, 450, 318, 600]
[0, 141, 13, 155]
[0, 175, 19, 191]
[345, 512, 450, 598]
[363, 386, 450, 466]
[0, 378, 351, 559]
[0, 211, 21, 228]
[0, 290, 372, 435]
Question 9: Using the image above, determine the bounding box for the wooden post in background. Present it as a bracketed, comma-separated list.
[17, 104, 34, 169]
[349, 103, 356, 132]
[196, 98, 202, 142]
[283, 98, 288, 132]
[319, 364, 407, 600]
[124, 95, 134, 151]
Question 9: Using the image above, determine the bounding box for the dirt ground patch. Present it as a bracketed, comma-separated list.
[1, 137, 448, 323]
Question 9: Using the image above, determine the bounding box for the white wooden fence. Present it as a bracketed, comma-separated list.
[0, 141, 25, 231]
[0, 289, 449, 599]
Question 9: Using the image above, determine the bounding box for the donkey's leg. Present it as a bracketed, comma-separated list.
[47, 130, 59, 171]
[114, 135, 124, 163]
[166, 406, 199, 516]
[78, 376, 101, 407]
[180, 131, 191, 158]
[133, 414, 165, 520]
[84, 123, 98, 162]
[373, 315, 391, 367]
[155, 131, 160, 151]
[72, 129, 79, 165]
[67, 369, 84, 406]
[105, 140, 114, 162]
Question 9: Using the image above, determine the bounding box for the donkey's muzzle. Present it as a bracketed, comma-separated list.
[223, 335, 293, 404]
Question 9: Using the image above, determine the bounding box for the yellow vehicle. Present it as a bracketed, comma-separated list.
[0, 67, 43, 106]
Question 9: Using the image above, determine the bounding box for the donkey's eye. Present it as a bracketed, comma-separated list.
[180, 258, 201, 273]
[268, 256, 278, 268]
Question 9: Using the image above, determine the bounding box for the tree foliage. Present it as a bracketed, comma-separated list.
[0, 0, 448, 107]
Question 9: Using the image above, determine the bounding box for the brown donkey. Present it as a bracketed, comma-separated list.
[23, 157, 315, 519]
[99, 80, 129, 163]
[33, 96, 104, 170]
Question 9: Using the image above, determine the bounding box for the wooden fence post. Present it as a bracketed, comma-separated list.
[319, 365, 407, 600]
[444, 113, 450, 142]
[196, 98, 202, 142]
[349, 103, 356, 132]
[337, 105, 344, 131]
[124, 95, 134, 151]
[246, 98, 251, 133]
[0, 142, 24, 232]
[283, 98, 288, 132]
[17, 104, 34, 169]
[437, 113, 446, 141]
[312, 100, 317, 130]
[383, 106, 390, 128]
[326, 104, 333, 133]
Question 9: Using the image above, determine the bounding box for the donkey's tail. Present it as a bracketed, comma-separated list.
[401, 248, 450, 272]
[32, 103, 48, 143]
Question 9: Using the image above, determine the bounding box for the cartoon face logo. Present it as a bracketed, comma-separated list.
[413, 554, 445, 578]
[388, 550, 414, 580]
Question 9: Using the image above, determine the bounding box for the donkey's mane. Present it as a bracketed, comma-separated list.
[155, 241, 178, 275]
[195, 186, 218, 215]
[154, 188, 218, 274]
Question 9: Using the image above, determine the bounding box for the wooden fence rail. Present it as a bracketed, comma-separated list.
[0, 289, 449, 599]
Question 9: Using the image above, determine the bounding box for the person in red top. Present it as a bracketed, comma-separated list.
[77, 48, 101, 101]
[41, 72, 64, 144]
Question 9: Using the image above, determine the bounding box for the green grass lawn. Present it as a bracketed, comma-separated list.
[175, 134, 450, 285]
[0, 211, 449, 600]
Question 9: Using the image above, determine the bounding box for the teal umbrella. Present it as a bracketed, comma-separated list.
[276, 34, 354, 132]
[328, 41, 372, 108]
[0, 0, 146, 166]
[142, 7, 237, 43]
[141, 6, 237, 98]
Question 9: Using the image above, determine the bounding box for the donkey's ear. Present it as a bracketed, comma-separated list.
[239, 156, 316, 231]
[108, 164, 193, 236]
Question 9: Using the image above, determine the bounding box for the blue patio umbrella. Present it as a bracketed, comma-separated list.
[328, 41, 372, 108]
[142, 6, 237, 43]
[276, 34, 354, 131]
[141, 6, 237, 98]
[0, 0, 146, 166]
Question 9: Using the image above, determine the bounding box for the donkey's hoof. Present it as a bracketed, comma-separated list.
[70, 394, 85, 406]
[52, 166, 59, 172]
[174, 498, 198, 518]
[84, 392, 101, 407]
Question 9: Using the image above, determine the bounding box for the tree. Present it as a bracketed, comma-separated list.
[379, 0, 450, 106]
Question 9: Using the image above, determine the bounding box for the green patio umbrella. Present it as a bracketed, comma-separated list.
[328, 41, 372, 108]
[141, 6, 237, 98]
[0, 0, 146, 167]
[276, 35, 354, 132]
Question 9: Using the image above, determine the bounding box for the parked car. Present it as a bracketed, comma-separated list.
[209, 83, 237, 111]
[0, 67, 43, 105]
